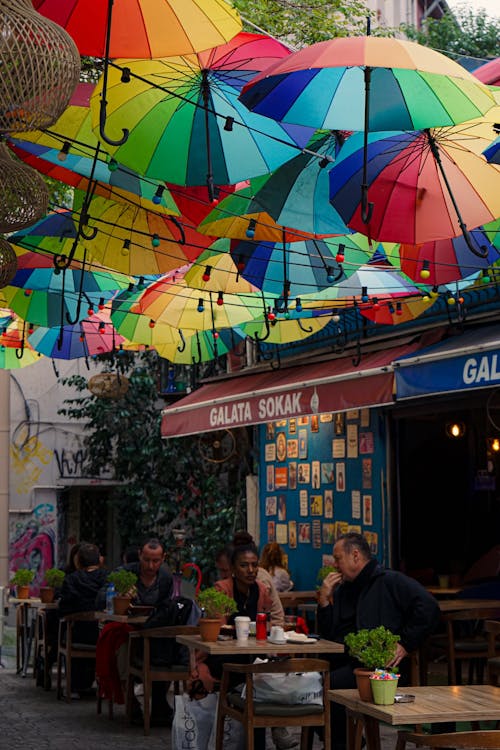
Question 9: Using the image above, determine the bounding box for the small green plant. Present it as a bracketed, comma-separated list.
[11, 568, 35, 586]
[344, 626, 399, 670]
[197, 587, 237, 619]
[316, 565, 338, 587]
[44, 568, 65, 588]
[107, 569, 138, 596]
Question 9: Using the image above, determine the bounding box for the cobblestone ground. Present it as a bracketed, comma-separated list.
[0, 625, 398, 750]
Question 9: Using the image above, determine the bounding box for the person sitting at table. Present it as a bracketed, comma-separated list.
[260, 541, 294, 592]
[96, 537, 177, 727]
[317, 532, 441, 750]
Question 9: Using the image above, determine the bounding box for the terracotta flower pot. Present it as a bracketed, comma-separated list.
[16, 585, 30, 599]
[199, 618, 222, 642]
[113, 595, 132, 615]
[354, 667, 374, 702]
[40, 586, 55, 604]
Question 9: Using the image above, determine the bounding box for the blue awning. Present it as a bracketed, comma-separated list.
[394, 324, 500, 400]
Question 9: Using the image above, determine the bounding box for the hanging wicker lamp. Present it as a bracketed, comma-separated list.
[0, 143, 49, 232]
[87, 372, 130, 399]
[0, 237, 17, 288]
[0, 0, 81, 133]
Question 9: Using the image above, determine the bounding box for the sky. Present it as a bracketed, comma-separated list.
[447, 0, 499, 20]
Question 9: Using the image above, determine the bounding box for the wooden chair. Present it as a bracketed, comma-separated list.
[56, 611, 99, 702]
[485, 620, 500, 686]
[214, 657, 331, 750]
[441, 608, 500, 685]
[33, 608, 51, 690]
[396, 730, 500, 750]
[125, 624, 199, 736]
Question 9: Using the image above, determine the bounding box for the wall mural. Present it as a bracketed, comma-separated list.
[9, 503, 56, 595]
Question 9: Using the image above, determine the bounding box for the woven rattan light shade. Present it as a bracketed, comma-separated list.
[0, 143, 49, 232]
[88, 373, 130, 399]
[0, 238, 18, 289]
[0, 0, 81, 133]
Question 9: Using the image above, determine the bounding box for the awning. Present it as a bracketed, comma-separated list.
[161, 342, 418, 438]
[394, 324, 500, 400]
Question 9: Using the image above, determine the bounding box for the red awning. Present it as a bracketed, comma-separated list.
[161, 342, 419, 438]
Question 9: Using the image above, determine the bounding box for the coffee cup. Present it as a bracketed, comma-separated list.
[270, 625, 285, 642]
[234, 615, 251, 641]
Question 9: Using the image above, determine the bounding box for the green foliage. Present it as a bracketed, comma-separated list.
[402, 5, 500, 60]
[197, 587, 238, 618]
[316, 565, 338, 586]
[58, 350, 245, 579]
[11, 568, 34, 586]
[44, 568, 65, 588]
[345, 626, 399, 669]
[107, 569, 138, 595]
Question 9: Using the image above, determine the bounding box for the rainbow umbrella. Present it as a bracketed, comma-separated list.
[88, 34, 313, 194]
[473, 58, 500, 87]
[359, 294, 436, 326]
[240, 314, 331, 345]
[155, 326, 246, 364]
[483, 134, 500, 165]
[183, 242, 258, 294]
[0, 311, 26, 349]
[27, 310, 124, 359]
[0, 345, 41, 369]
[0, 284, 109, 328]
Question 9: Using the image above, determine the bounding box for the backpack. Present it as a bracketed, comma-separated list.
[140, 596, 201, 667]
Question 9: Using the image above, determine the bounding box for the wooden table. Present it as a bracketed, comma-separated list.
[278, 590, 318, 608]
[426, 586, 462, 597]
[177, 633, 343, 659]
[329, 684, 500, 750]
[438, 598, 500, 612]
[8, 597, 58, 678]
[95, 611, 148, 625]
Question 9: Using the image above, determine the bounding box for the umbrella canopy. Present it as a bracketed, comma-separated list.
[473, 58, 500, 87]
[239, 36, 495, 131]
[183, 242, 258, 294]
[484, 135, 500, 165]
[239, 314, 331, 345]
[33, 0, 243, 57]
[0, 345, 41, 369]
[88, 34, 313, 189]
[27, 312, 124, 359]
[399, 228, 500, 286]
[1, 283, 109, 328]
[359, 294, 436, 326]
[334, 261, 425, 302]
[155, 326, 245, 364]
[0, 311, 25, 349]
[329, 127, 500, 245]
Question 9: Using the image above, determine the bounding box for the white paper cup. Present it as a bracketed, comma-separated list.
[270, 625, 285, 641]
[234, 616, 251, 641]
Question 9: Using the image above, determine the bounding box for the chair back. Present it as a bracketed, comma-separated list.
[442, 608, 500, 684]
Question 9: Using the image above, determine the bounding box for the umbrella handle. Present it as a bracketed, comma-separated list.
[177, 329, 186, 353]
[361, 185, 374, 224]
[99, 98, 129, 146]
[79, 223, 98, 241]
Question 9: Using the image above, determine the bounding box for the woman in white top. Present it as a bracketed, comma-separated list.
[260, 541, 294, 592]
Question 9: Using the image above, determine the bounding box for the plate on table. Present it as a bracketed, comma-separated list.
[267, 638, 287, 645]
[285, 633, 319, 644]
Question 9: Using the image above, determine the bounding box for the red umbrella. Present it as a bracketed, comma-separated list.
[473, 58, 500, 87]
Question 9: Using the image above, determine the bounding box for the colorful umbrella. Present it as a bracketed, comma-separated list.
[240, 315, 331, 345]
[239, 36, 495, 131]
[329, 128, 500, 245]
[483, 134, 500, 165]
[333, 261, 425, 302]
[399, 229, 500, 286]
[88, 34, 313, 194]
[0, 345, 41, 369]
[155, 326, 246, 364]
[183, 242, 258, 294]
[1, 284, 108, 328]
[0, 311, 25, 349]
[359, 294, 436, 326]
[27, 312, 125, 359]
[166, 181, 249, 226]
[473, 58, 500, 87]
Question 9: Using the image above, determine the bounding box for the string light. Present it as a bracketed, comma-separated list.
[57, 141, 70, 162]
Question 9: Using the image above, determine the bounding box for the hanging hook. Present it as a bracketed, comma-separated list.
[99, 1, 129, 146]
[15, 321, 26, 359]
[78, 214, 98, 241]
[298, 319, 313, 333]
[176, 329, 186, 353]
[168, 215, 186, 245]
[191, 332, 202, 365]
[65, 255, 89, 325]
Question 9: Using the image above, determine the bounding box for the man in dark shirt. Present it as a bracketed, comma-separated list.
[317, 532, 441, 750]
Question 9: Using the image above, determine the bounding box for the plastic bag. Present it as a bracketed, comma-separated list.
[172, 693, 244, 750]
[242, 658, 323, 705]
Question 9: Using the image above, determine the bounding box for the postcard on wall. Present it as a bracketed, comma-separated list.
[278, 494, 287, 521]
[348, 524, 362, 534]
[311, 460, 321, 489]
[298, 429, 308, 459]
[276, 420, 287, 428]
[298, 462, 310, 484]
[312, 519, 322, 549]
[320, 413, 333, 423]
[334, 412, 345, 435]
[287, 438, 299, 459]
[266, 422, 275, 440]
[298, 522, 311, 543]
[276, 432, 287, 461]
[289, 418, 296, 434]
[267, 520, 276, 541]
[347, 423, 358, 458]
[360, 408, 370, 427]
[310, 494, 323, 516]
[288, 520, 297, 549]
[335, 520, 349, 538]
[265, 443, 276, 462]
[298, 416, 309, 425]
[322, 553, 335, 567]
[299, 489, 309, 516]
[265, 496, 277, 516]
[324, 489, 334, 518]
[365, 530, 378, 554]
[346, 409, 359, 420]
[276, 523, 288, 545]
[359, 431, 374, 454]
[266, 465, 275, 492]
[363, 494, 373, 526]
[336, 462, 346, 492]
[321, 462, 334, 484]
[275, 466, 288, 489]
[351, 489, 361, 519]
[332, 438, 346, 458]
[323, 522, 335, 545]
[311, 414, 319, 432]
[289, 462, 297, 490]
[362, 458, 372, 489]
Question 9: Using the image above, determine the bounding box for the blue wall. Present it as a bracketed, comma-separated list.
[258, 408, 388, 590]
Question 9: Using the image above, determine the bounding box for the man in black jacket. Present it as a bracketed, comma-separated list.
[317, 532, 441, 750]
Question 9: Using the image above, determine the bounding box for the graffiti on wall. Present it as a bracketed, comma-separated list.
[9, 503, 56, 596]
[11, 434, 53, 494]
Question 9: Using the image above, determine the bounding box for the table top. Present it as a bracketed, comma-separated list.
[95, 611, 148, 625]
[328, 685, 500, 725]
[438, 598, 500, 612]
[278, 590, 318, 605]
[8, 597, 59, 609]
[176, 633, 343, 656]
[426, 586, 462, 596]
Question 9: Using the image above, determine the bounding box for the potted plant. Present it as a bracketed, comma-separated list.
[107, 569, 138, 615]
[40, 568, 65, 603]
[345, 626, 400, 701]
[196, 587, 237, 642]
[11, 568, 35, 599]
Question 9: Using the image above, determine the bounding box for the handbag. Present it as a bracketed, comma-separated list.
[172, 693, 244, 750]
